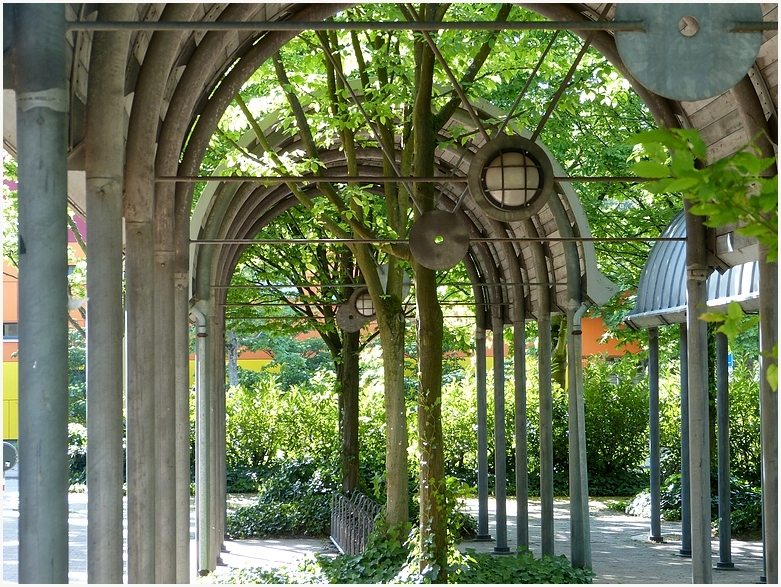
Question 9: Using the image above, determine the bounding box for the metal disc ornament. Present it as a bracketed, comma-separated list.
[409, 210, 469, 271]
[335, 304, 365, 332]
[615, 4, 763, 102]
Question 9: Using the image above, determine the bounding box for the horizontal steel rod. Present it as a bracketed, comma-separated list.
[67, 19, 648, 32]
[213, 281, 562, 288]
[225, 299, 510, 306]
[192, 236, 687, 244]
[225, 314, 478, 320]
[159, 175, 652, 184]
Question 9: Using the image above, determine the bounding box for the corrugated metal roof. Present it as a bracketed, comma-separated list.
[625, 211, 759, 330]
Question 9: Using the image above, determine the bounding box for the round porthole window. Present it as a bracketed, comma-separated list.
[468, 135, 553, 222]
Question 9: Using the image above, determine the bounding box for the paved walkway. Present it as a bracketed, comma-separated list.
[3, 464, 765, 584]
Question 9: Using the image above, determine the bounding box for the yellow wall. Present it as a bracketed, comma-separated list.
[3, 360, 18, 440]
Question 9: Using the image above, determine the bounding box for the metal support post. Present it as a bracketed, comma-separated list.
[475, 327, 492, 541]
[684, 204, 712, 584]
[513, 319, 529, 549]
[569, 301, 591, 568]
[15, 4, 69, 583]
[84, 4, 133, 581]
[759, 248, 778, 584]
[174, 275, 192, 582]
[492, 313, 509, 553]
[715, 332, 734, 569]
[538, 311, 554, 556]
[191, 305, 212, 575]
[678, 324, 692, 557]
[649, 327, 663, 542]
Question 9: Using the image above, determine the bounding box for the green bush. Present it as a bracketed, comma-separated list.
[632, 472, 762, 537]
[226, 457, 339, 538]
[67, 422, 88, 485]
[449, 549, 594, 584]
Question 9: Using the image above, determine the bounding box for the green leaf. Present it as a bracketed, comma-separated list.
[630, 160, 671, 179]
[663, 176, 700, 193]
[766, 363, 778, 392]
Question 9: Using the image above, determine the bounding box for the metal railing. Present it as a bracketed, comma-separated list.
[330, 491, 382, 555]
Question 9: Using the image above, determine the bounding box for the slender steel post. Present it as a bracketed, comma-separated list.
[715, 332, 734, 568]
[514, 318, 529, 549]
[538, 310, 554, 556]
[679, 324, 692, 557]
[174, 275, 192, 583]
[191, 305, 212, 575]
[569, 301, 591, 568]
[492, 313, 509, 553]
[475, 326, 492, 541]
[649, 327, 663, 542]
[15, 4, 69, 582]
[84, 4, 133, 581]
[684, 203, 712, 584]
[759, 254, 778, 584]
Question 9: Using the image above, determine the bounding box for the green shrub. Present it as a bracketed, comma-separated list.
[449, 549, 594, 584]
[67, 422, 88, 485]
[631, 473, 762, 536]
[226, 457, 339, 538]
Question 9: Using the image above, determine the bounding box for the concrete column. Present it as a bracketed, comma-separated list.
[684, 203, 712, 584]
[14, 4, 69, 583]
[492, 313, 509, 553]
[538, 310, 554, 556]
[715, 331, 733, 569]
[679, 324, 692, 557]
[84, 4, 133, 582]
[513, 319, 528, 549]
[154, 244, 177, 583]
[649, 327, 662, 542]
[475, 326, 491, 541]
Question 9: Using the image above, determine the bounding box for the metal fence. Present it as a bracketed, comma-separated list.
[330, 491, 382, 555]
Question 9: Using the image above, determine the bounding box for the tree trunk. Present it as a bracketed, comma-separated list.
[340, 329, 361, 493]
[415, 265, 447, 580]
[377, 295, 410, 526]
[411, 8, 447, 577]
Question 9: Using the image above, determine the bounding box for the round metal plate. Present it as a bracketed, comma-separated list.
[335, 304, 365, 332]
[615, 4, 763, 102]
[409, 210, 469, 271]
[4, 441, 18, 472]
[377, 264, 412, 299]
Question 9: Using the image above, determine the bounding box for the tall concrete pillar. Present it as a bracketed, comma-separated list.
[14, 4, 69, 583]
[492, 313, 509, 553]
[538, 310, 554, 556]
[84, 4, 134, 582]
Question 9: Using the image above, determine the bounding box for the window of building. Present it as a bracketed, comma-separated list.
[3, 323, 19, 340]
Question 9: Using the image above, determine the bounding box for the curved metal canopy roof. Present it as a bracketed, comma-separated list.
[625, 211, 760, 330]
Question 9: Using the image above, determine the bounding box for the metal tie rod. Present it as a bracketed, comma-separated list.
[159, 175, 654, 184]
[192, 236, 687, 244]
[66, 19, 777, 32]
[68, 19, 648, 32]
